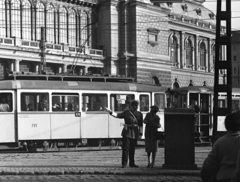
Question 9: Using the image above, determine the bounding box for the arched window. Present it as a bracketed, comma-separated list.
[59, 7, 67, 44]
[169, 35, 178, 66]
[22, 0, 31, 40]
[185, 39, 193, 67]
[0, 1, 6, 37]
[200, 41, 206, 69]
[46, 4, 54, 43]
[81, 11, 88, 45]
[69, 9, 76, 46]
[36, 2, 45, 41]
[11, 0, 21, 38]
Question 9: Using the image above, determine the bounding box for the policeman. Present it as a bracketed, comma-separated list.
[105, 100, 143, 168]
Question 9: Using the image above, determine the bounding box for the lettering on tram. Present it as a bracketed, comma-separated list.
[0, 73, 167, 151]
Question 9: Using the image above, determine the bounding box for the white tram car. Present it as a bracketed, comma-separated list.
[0, 73, 166, 150]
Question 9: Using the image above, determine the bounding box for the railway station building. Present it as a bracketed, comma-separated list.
[0, 0, 223, 88]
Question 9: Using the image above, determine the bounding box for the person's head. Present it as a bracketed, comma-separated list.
[150, 105, 159, 114]
[130, 100, 139, 111]
[225, 112, 240, 131]
[68, 103, 73, 110]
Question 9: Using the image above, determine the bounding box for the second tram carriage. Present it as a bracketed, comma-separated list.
[168, 86, 214, 144]
[168, 86, 240, 144]
[0, 73, 166, 150]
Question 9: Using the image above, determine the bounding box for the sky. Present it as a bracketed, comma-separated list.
[203, 0, 240, 30]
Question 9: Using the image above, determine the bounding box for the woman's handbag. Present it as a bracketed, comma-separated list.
[155, 131, 165, 140]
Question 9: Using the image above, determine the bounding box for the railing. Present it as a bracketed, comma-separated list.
[17, 40, 40, 49]
[0, 37, 15, 46]
[9, 37, 104, 57]
[45, 43, 63, 51]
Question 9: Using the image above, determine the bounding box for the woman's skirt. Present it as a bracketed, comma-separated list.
[145, 128, 158, 152]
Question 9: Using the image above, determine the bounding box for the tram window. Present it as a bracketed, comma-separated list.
[218, 100, 226, 108]
[0, 93, 12, 112]
[232, 100, 239, 112]
[52, 93, 79, 111]
[82, 94, 107, 111]
[110, 94, 135, 111]
[140, 95, 149, 111]
[154, 93, 165, 110]
[21, 93, 49, 111]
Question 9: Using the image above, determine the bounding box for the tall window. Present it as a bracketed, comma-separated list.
[69, 9, 76, 46]
[59, 7, 67, 44]
[185, 39, 192, 67]
[211, 44, 215, 71]
[46, 4, 54, 43]
[81, 11, 88, 45]
[11, 0, 21, 38]
[6, 0, 10, 37]
[76, 11, 81, 47]
[0, 1, 6, 37]
[36, 2, 45, 41]
[22, 0, 31, 40]
[169, 35, 178, 65]
[200, 42, 206, 68]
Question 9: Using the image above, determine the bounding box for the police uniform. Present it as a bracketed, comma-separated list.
[115, 109, 143, 167]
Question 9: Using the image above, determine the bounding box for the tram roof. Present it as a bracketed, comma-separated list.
[171, 86, 214, 93]
[0, 80, 166, 93]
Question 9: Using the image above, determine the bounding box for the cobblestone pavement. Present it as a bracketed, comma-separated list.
[0, 146, 211, 181]
[0, 175, 202, 182]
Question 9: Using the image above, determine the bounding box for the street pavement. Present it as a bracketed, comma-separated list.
[0, 146, 211, 181]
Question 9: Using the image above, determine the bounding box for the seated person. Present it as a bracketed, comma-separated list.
[39, 97, 48, 111]
[26, 103, 33, 111]
[52, 103, 61, 111]
[0, 97, 10, 112]
[93, 97, 102, 111]
[67, 103, 73, 111]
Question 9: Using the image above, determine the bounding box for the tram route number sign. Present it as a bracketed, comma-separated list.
[75, 112, 81, 117]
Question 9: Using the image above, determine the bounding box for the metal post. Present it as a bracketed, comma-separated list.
[213, 0, 232, 143]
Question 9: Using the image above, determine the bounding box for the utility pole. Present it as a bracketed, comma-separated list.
[213, 0, 232, 143]
[40, 27, 46, 74]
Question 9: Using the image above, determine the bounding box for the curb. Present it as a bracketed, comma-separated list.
[0, 169, 201, 176]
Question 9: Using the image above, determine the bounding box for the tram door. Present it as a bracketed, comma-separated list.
[0, 91, 16, 142]
[189, 93, 211, 143]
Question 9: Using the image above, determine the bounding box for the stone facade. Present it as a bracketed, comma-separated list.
[97, 0, 223, 88]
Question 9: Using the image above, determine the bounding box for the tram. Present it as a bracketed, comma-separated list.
[168, 86, 214, 144]
[0, 73, 166, 151]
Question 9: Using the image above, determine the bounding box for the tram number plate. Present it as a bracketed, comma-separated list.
[75, 112, 81, 117]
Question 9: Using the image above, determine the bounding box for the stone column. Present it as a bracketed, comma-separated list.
[14, 59, 21, 72]
[180, 31, 185, 68]
[195, 35, 199, 70]
[63, 64, 68, 73]
[35, 65, 39, 73]
[177, 44, 180, 68]
[9, 62, 14, 72]
[59, 66, 62, 74]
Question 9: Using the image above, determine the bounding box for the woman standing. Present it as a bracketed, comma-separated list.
[144, 105, 160, 168]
